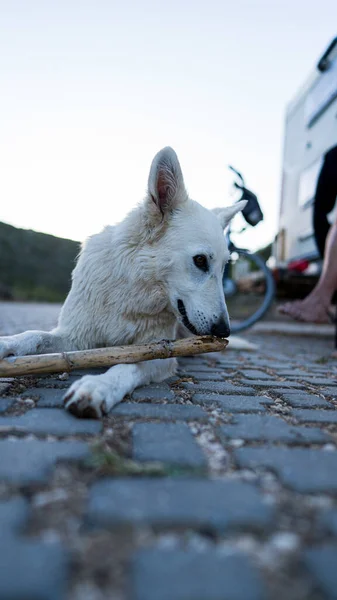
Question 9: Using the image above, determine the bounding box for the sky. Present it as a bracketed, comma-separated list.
[0, 0, 336, 250]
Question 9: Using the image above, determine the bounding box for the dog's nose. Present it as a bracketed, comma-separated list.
[211, 318, 230, 338]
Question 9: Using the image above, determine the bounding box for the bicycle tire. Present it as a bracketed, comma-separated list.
[224, 248, 275, 334]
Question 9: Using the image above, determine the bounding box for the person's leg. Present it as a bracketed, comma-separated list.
[313, 149, 337, 258]
[279, 216, 337, 322]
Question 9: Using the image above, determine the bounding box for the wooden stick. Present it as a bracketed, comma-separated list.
[0, 336, 228, 377]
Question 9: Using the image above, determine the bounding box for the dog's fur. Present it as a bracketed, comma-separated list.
[0, 148, 246, 418]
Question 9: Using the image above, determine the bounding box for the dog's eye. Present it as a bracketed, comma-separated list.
[193, 254, 209, 272]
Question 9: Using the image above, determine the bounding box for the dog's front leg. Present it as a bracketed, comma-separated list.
[0, 330, 72, 359]
[63, 358, 177, 419]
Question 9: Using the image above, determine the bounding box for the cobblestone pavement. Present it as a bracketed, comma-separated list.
[1, 303, 337, 599]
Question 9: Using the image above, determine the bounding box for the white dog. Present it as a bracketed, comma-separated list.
[0, 148, 246, 418]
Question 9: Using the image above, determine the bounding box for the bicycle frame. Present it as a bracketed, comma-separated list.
[222, 166, 275, 332]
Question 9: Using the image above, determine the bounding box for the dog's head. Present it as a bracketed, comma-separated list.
[146, 147, 246, 337]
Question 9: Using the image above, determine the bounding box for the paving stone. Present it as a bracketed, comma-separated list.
[241, 380, 304, 389]
[0, 382, 10, 394]
[319, 510, 337, 536]
[0, 497, 29, 535]
[276, 370, 308, 377]
[132, 423, 206, 468]
[23, 387, 66, 407]
[0, 408, 102, 436]
[132, 549, 267, 600]
[235, 447, 337, 493]
[0, 538, 68, 600]
[34, 375, 80, 388]
[303, 544, 337, 599]
[272, 387, 310, 396]
[178, 355, 209, 362]
[247, 361, 295, 370]
[219, 414, 328, 444]
[181, 381, 254, 395]
[213, 361, 245, 369]
[321, 388, 337, 397]
[132, 384, 175, 402]
[182, 371, 226, 381]
[291, 409, 337, 424]
[280, 393, 331, 408]
[87, 478, 274, 531]
[112, 402, 207, 420]
[0, 397, 14, 413]
[308, 367, 335, 373]
[0, 439, 89, 484]
[178, 366, 223, 374]
[0, 496, 69, 599]
[239, 369, 274, 380]
[299, 377, 337, 386]
[163, 376, 181, 385]
[192, 394, 272, 412]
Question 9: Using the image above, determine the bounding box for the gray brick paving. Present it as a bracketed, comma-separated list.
[180, 370, 226, 381]
[245, 361, 295, 370]
[219, 414, 329, 443]
[112, 402, 208, 420]
[240, 380, 304, 389]
[298, 377, 337, 386]
[291, 375, 337, 392]
[303, 544, 337, 600]
[0, 397, 14, 413]
[0, 496, 69, 600]
[3, 303, 337, 599]
[291, 409, 337, 424]
[0, 539, 68, 600]
[0, 497, 29, 535]
[320, 388, 337, 396]
[35, 378, 71, 388]
[192, 393, 273, 411]
[275, 369, 307, 377]
[235, 447, 337, 493]
[271, 387, 311, 396]
[178, 364, 223, 373]
[132, 549, 267, 600]
[319, 509, 337, 536]
[181, 381, 255, 394]
[132, 384, 175, 402]
[239, 369, 275, 380]
[280, 392, 331, 408]
[0, 439, 89, 484]
[0, 382, 11, 394]
[0, 407, 102, 435]
[132, 423, 206, 467]
[87, 478, 274, 531]
[23, 387, 66, 407]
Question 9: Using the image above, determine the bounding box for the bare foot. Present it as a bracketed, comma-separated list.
[278, 295, 331, 323]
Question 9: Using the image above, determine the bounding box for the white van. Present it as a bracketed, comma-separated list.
[274, 37, 337, 274]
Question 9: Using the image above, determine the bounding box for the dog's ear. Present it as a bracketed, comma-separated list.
[148, 147, 188, 215]
[213, 200, 247, 230]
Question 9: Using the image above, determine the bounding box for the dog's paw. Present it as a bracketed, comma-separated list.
[63, 375, 114, 419]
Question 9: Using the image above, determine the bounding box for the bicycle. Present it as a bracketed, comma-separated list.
[223, 166, 275, 333]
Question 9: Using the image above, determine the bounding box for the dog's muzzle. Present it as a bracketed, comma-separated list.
[211, 317, 230, 338]
[177, 300, 198, 335]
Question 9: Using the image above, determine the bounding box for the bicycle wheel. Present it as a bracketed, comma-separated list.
[223, 248, 275, 333]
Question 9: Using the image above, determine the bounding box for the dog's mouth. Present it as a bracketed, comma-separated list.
[177, 299, 198, 336]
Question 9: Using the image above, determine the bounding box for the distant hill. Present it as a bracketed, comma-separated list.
[0, 222, 80, 301]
